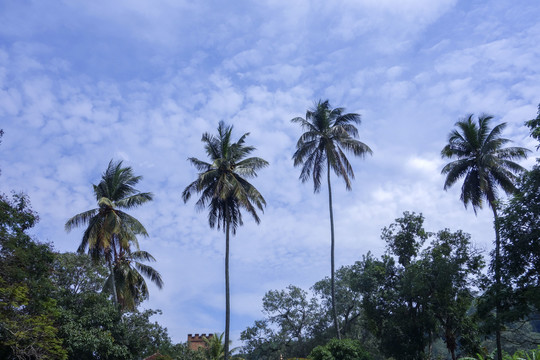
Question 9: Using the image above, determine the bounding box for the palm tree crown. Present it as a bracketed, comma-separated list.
[66, 160, 153, 260]
[105, 249, 163, 311]
[441, 114, 529, 213]
[182, 121, 268, 232]
[292, 99, 372, 191]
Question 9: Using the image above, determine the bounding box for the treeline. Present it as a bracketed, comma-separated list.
[238, 105, 540, 359]
[2, 103, 540, 360]
[239, 210, 539, 360]
[0, 192, 206, 360]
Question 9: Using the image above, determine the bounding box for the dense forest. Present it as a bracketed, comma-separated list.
[1, 103, 540, 360]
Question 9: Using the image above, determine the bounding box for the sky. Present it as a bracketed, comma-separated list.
[1, 0, 540, 346]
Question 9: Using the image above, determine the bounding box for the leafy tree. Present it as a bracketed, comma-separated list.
[499, 163, 540, 318]
[441, 114, 529, 360]
[65, 159, 153, 307]
[241, 285, 322, 359]
[262, 285, 319, 344]
[354, 212, 484, 360]
[241, 320, 283, 360]
[52, 252, 131, 359]
[52, 252, 173, 360]
[0, 193, 67, 359]
[421, 229, 484, 360]
[381, 211, 429, 267]
[165, 342, 206, 360]
[291, 99, 372, 339]
[355, 244, 432, 359]
[312, 265, 363, 338]
[183, 121, 268, 360]
[525, 103, 540, 148]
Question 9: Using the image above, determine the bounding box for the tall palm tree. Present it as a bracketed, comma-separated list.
[182, 121, 268, 360]
[441, 114, 529, 360]
[105, 249, 164, 311]
[65, 160, 153, 306]
[291, 99, 372, 339]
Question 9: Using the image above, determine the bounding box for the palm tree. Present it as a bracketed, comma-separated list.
[291, 99, 372, 339]
[65, 160, 153, 306]
[105, 249, 164, 311]
[441, 114, 529, 360]
[203, 333, 240, 360]
[182, 121, 268, 360]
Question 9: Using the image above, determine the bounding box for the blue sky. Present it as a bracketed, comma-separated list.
[1, 0, 539, 345]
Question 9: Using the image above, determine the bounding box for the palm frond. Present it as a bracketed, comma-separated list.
[235, 157, 269, 177]
[134, 262, 164, 289]
[65, 208, 99, 232]
[187, 157, 213, 172]
[115, 192, 154, 209]
[117, 211, 149, 237]
[130, 250, 156, 262]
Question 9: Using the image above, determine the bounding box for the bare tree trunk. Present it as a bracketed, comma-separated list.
[492, 205, 503, 360]
[108, 260, 119, 307]
[327, 162, 341, 340]
[224, 220, 231, 360]
[108, 236, 119, 307]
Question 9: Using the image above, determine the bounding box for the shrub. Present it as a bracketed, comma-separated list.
[309, 339, 371, 360]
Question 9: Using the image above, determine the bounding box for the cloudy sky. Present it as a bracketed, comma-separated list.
[1, 0, 539, 345]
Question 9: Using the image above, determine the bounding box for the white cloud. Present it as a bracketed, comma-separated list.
[1, 0, 539, 346]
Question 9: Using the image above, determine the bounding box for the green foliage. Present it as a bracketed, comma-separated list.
[182, 121, 268, 233]
[459, 345, 540, 360]
[105, 249, 164, 311]
[52, 251, 174, 360]
[381, 211, 429, 266]
[262, 285, 319, 343]
[355, 212, 484, 360]
[241, 286, 322, 359]
[309, 338, 371, 360]
[0, 193, 68, 359]
[525, 104, 540, 149]
[312, 266, 363, 338]
[441, 114, 529, 213]
[241, 320, 285, 360]
[165, 342, 206, 360]
[291, 99, 372, 192]
[202, 332, 242, 360]
[499, 163, 540, 313]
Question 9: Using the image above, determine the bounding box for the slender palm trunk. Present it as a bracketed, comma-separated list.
[327, 161, 341, 340]
[492, 205, 503, 360]
[108, 259, 119, 306]
[224, 220, 230, 360]
[109, 235, 119, 307]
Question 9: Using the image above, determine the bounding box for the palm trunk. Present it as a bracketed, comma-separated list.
[492, 205, 503, 360]
[108, 259, 119, 307]
[224, 219, 231, 360]
[110, 235, 119, 308]
[327, 161, 341, 340]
